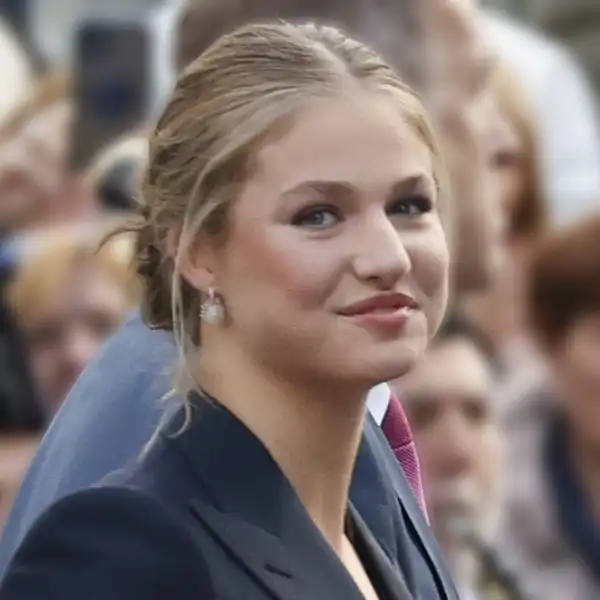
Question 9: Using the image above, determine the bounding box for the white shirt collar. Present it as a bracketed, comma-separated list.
[366, 383, 391, 426]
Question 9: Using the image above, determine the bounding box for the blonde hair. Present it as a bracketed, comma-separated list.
[9, 221, 140, 328]
[130, 21, 443, 393]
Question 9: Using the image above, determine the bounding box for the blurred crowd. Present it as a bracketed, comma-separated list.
[0, 1, 600, 599]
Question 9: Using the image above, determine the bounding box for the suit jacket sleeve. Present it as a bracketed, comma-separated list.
[0, 487, 213, 600]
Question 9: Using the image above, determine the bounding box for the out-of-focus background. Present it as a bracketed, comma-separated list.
[0, 1, 599, 599]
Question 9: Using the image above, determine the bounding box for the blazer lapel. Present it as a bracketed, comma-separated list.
[166, 392, 366, 600]
[189, 498, 365, 600]
[349, 504, 414, 600]
[351, 431, 400, 563]
[366, 415, 459, 600]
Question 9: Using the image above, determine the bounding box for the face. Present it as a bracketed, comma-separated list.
[445, 2, 513, 289]
[458, 82, 515, 288]
[549, 312, 600, 449]
[0, 101, 94, 231]
[194, 93, 449, 389]
[0, 434, 39, 529]
[393, 337, 503, 553]
[24, 262, 129, 416]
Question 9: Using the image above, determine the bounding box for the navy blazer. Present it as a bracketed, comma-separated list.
[1, 393, 438, 600]
[0, 314, 456, 599]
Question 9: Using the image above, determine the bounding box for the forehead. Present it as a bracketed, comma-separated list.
[26, 263, 127, 324]
[401, 337, 493, 400]
[249, 92, 434, 196]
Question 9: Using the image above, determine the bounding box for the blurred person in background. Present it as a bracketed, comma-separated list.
[0, 71, 96, 237]
[483, 8, 600, 225]
[497, 212, 600, 600]
[463, 61, 548, 385]
[7, 223, 140, 418]
[414, 0, 511, 294]
[391, 315, 513, 600]
[0, 0, 513, 581]
[0, 17, 33, 120]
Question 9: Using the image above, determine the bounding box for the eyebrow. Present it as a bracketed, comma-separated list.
[280, 174, 436, 200]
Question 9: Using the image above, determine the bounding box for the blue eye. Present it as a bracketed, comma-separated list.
[292, 206, 340, 229]
[390, 195, 433, 216]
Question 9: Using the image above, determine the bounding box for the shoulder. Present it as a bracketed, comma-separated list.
[1, 486, 213, 600]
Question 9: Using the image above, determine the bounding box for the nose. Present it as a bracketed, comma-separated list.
[352, 212, 411, 289]
[434, 412, 476, 479]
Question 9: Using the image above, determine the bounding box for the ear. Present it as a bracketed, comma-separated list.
[167, 225, 218, 292]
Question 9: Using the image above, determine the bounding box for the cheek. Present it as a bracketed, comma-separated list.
[30, 347, 57, 391]
[478, 430, 503, 484]
[224, 227, 339, 313]
[477, 429, 505, 508]
[408, 227, 449, 327]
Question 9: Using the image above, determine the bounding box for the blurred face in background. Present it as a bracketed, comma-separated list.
[460, 95, 529, 348]
[470, 85, 516, 274]
[0, 99, 95, 233]
[435, 0, 514, 291]
[394, 335, 503, 577]
[10, 232, 138, 417]
[22, 259, 129, 415]
[490, 63, 547, 253]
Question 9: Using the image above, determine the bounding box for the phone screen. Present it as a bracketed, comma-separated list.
[70, 20, 150, 171]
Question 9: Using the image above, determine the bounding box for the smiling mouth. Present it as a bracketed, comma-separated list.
[337, 293, 418, 330]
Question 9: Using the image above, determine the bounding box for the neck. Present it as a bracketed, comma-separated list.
[196, 341, 368, 552]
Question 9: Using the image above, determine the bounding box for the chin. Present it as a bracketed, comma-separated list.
[357, 341, 423, 384]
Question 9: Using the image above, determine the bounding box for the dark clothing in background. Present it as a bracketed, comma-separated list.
[546, 414, 600, 582]
[0, 245, 43, 433]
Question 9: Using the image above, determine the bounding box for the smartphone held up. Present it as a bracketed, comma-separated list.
[69, 15, 155, 172]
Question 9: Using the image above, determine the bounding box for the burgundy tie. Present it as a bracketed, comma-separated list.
[381, 394, 428, 519]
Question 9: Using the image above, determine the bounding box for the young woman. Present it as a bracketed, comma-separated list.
[1, 22, 449, 600]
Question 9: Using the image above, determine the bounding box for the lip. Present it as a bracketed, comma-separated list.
[337, 293, 418, 330]
[338, 293, 418, 316]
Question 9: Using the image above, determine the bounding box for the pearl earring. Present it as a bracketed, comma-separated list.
[200, 287, 225, 325]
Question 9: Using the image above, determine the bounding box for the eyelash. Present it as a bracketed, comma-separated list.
[291, 195, 434, 229]
[392, 194, 433, 216]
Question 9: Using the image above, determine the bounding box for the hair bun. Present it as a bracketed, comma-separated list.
[133, 220, 174, 332]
